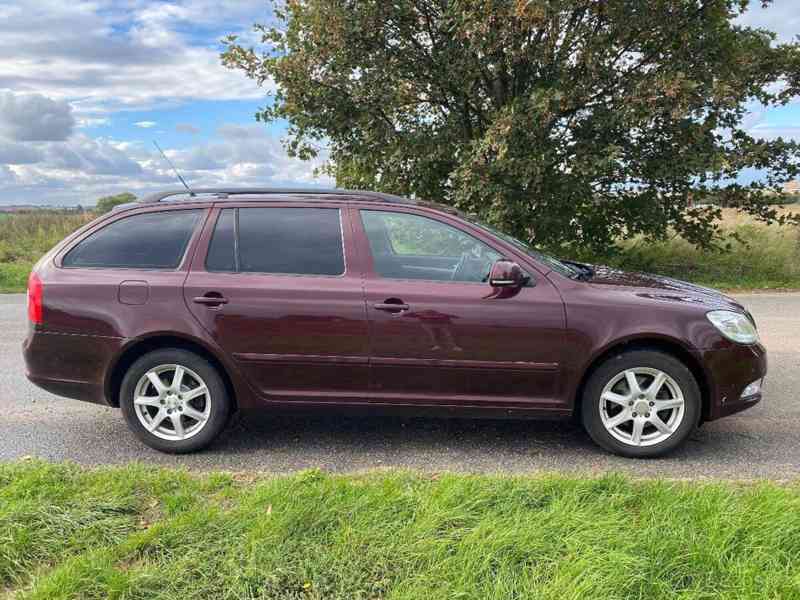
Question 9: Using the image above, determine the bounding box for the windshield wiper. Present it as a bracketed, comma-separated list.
[561, 260, 595, 281]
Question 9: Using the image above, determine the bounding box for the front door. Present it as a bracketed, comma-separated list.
[184, 204, 370, 402]
[354, 208, 566, 409]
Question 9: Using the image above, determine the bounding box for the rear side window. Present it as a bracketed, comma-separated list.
[237, 207, 344, 275]
[63, 210, 202, 269]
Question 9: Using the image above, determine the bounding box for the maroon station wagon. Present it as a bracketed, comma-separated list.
[23, 188, 766, 457]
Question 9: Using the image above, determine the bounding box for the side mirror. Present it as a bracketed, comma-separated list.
[489, 259, 524, 288]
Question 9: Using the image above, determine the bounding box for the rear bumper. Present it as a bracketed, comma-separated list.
[23, 328, 124, 406]
[701, 342, 767, 421]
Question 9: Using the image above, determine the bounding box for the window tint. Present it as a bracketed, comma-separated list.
[237, 207, 344, 276]
[205, 209, 236, 272]
[361, 210, 502, 283]
[63, 210, 202, 269]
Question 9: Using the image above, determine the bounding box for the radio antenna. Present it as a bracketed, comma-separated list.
[153, 140, 194, 196]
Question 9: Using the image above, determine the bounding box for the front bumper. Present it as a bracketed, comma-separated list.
[700, 342, 767, 421]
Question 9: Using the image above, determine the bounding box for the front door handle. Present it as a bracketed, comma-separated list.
[193, 294, 229, 307]
[374, 302, 409, 313]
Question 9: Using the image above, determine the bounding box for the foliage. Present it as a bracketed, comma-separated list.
[4, 461, 800, 599]
[0, 211, 92, 264]
[223, 0, 800, 253]
[0, 210, 92, 292]
[94, 192, 136, 214]
[579, 219, 800, 290]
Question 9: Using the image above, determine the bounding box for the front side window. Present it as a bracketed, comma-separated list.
[204, 207, 345, 276]
[361, 210, 502, 283]
[63, 209, 202, 269]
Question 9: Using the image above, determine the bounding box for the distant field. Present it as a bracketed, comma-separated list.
[578, 208, 800, 291]
[0, 207, 798, 292]
[0, 211, 92, 292]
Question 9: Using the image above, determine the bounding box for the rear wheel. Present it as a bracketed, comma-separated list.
[581, 350, 701, 458]
[120, 349, 231, 453]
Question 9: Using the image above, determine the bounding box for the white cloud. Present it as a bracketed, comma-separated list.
[0, 0, 268, 112]
[0, 91, 75, 141]
[175, 123, 200, 135]
[0, 141, 44, 165]
[42, 135, 143, 176]
[77, 117, 111, 128]
[134, 121, 157, 129]
[0, 123, 331, 206]
[736, 0, 800, 44]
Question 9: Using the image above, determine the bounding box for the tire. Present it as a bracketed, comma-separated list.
[120, 348, 232, 453]
[581, 349, 701, 458]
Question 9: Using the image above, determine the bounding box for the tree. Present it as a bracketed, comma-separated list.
[222, 0, 800, 252]
[94, 192, 136, 214]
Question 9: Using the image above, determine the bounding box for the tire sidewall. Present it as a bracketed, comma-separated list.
[120, 349, 231, 453]
[581, 350, 701, 458]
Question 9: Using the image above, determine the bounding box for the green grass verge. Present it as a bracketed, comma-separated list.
[576, 222, 800, 291]
[0, 261, 33, 293]
[3, 461, 800, 599]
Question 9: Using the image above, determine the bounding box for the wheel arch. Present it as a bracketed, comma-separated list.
[105, 333, 238, 411]
[571, 336, 712, 423]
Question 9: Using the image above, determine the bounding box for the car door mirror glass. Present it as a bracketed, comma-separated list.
[489, 259, 524, 288]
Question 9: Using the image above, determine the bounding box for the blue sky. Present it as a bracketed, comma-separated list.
[0, 0, 798, 206]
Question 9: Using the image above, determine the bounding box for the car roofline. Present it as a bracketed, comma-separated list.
[138, 188, 416, 205]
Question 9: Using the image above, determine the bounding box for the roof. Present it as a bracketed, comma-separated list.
[139, 187, 416, 205]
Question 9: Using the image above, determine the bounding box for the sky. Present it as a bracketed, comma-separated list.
[0, 0, 798, 207]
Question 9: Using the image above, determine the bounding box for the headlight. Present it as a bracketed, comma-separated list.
[706, 310, 759, 344]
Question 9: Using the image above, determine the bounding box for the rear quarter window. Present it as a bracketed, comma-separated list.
[62, 209, 203, 269]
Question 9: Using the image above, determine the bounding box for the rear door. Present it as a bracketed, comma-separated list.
[184, 202, 371, 402]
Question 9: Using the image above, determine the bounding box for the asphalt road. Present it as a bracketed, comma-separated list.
[1, 292, 798, 478]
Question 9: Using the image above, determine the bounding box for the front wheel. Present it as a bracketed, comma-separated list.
[581, 350, 701, 458]
[120, 349, 232, 453]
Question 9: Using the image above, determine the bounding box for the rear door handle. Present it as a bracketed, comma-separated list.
[193, 294, 228, 307]
[374, 302, 409, 313]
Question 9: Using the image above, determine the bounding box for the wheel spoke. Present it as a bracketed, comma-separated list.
[654, 398, 683, 411]
[183, 385, 208, 402]
[625, 371, 641, 396]
[606, 410, 632, 429]
[147, 409, 168, 432]
[646, 372, 667, 398]
[182, 406, 206, 422]
[134, 395, 161, 407]
[650, 414, 672, 435]
[146, 372, 167, 395]
[630, 419, 644, 445]
[171, 366, 185, 391]
[602, 391, 629, 407]
[171, 414, 185, 438]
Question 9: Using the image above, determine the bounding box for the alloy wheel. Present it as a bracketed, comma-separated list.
[598, 367, 685, 447]
[132, 364, 211, 441]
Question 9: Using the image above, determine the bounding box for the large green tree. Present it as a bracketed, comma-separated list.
[222, 0, 800, 252]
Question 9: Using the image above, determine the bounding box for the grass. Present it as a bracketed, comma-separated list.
[0, 211, 92, 292]
[3, 461, 800, 599]
[0, 208, 798, 293]
[573, 208, 800, 291]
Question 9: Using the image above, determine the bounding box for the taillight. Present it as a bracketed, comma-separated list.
[27, 272, 43, 325]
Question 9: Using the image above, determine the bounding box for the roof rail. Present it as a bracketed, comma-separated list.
[139, 187, 415, 205]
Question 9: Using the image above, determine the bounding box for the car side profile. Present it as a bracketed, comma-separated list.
[23, 188, 767, 457]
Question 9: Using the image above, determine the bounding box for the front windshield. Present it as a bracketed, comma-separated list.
[468, 218, 579, 278]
